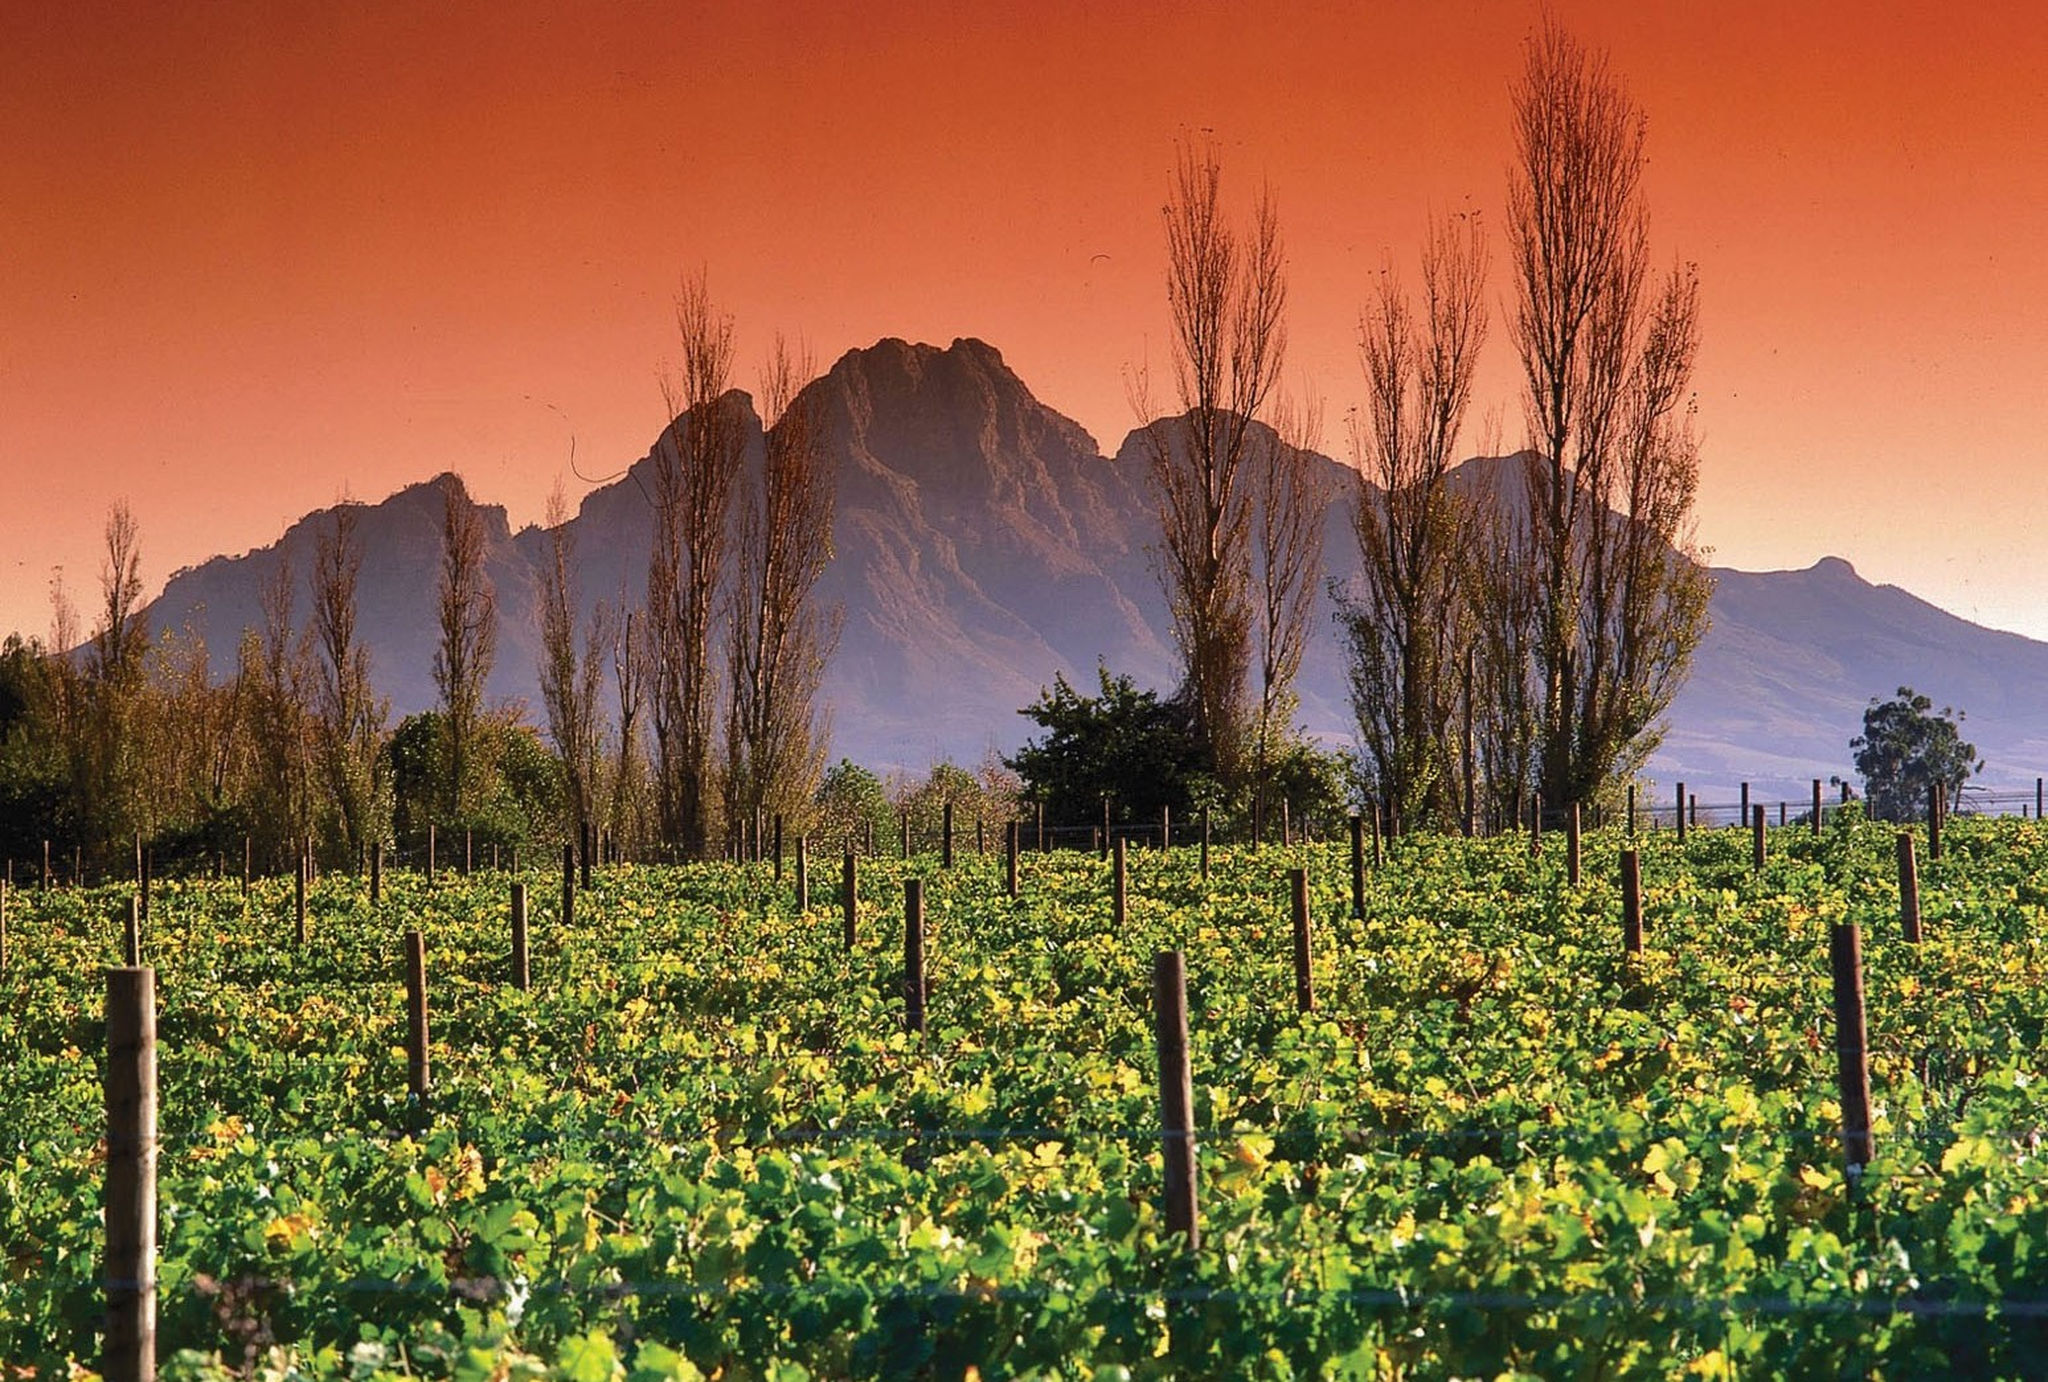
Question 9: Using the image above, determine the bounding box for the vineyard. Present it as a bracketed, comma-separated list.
[6, 815, 2048, 1379]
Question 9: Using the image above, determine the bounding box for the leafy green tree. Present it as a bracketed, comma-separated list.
[1851, 686, 1981, 822]
[813, 759, 894, 851]
[1007, 666, 1205, 827]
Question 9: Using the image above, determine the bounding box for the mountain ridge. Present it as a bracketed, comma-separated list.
[131, 336, 2048, 800]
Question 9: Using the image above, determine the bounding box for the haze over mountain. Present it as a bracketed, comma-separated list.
[140, 337, 2048, 805]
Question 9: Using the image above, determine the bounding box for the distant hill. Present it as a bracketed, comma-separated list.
[140, 336, 2048, 803]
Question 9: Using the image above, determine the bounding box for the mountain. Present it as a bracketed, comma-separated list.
[139, 336, 2048, 802]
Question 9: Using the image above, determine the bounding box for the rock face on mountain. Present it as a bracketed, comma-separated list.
[139, 336, 2048, 799]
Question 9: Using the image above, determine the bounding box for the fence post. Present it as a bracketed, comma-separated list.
[1929, 782, 1944, 861]
[370, 841, 383, 905]
[581, 823, 594, 889]
[843, 852, 858, 948]
[903, 879, 925, 1034]
[1627, 783, 1636, 835]
[1811, 779, 1823, 836]
[1113, 836, 1128, 931]
[1290, 867, 1313, 1013]
[561, 842, 576, 928]
[464, 829, 473, 877]
[1154, 950, 1199, 1251]
[1531, 792, 1543, 855]
[2038, 777, 2043, 821]
[241, 835, 251, 897]
[900, 811, 911, 861]
[1371, 805, 1384, 869]
[1752, 804, 1767, 872]
[976, 818, 985, 856]
[1675, 783, 1686, 844]
[105, 965, 157, 1382]
[1689, 794, 1698, 830]
[942, 802, 954, 870]
[774, 815, 785, 880]
[1036, 801, 1046, 853]
[1100, 798, 1111, 861]
[0, 878, 7, 973]
[1897, 832, 1922, 943]
[795, 835, 809, 912]
[1006, 822, 1020, 898]
[405, 930, 429, 1099]
[427, 824, 436, 886]
[1349, 815, 1365, 919]
[294, 853, 307, 946]
[1740, 782, 1750, 830]
[1621, 849, 1643, 956]
[1779, 800, 1786, 828]
[1161, 804, 1171, 852]
[43, 838, 51, 890]
[510, 883, 530, 991]
[124, 895, 140, 967]
[1200, 804, 1211, 881]
[1566, 804, 1582, 886]
[1829, 923, 1876, 1179]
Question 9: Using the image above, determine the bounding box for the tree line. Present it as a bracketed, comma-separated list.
[0, 23, 1711, 869]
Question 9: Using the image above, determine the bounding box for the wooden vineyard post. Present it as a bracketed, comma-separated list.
[942, 802, 954, 870]
[1036, 800, 1046, 853]
[124, 895, 141, 967]
[1281, 799, 1292, 849]
[1154, 950, 1199, 1251]
[2038, 777, 2043, 821]
[1752, 805, 1767, 872]
[1349, 815, 1365, 919]
[510, 883, 530, 990]
[1, 878, 7, 973]
[427, 824, 436, 886]
[843, 852, 859, 948]
[43, 838, 51, 890]
[405, 930, 430, 1099]
[241, 835, 251, 898]
[294, 853, 308, 946]
[1161, 805, 1171, 852]
[1621, 849, 1643, 956]
[370, 842, 383, 905]
[902, 879, 926, 1034]
[1674, 783, 1686, 845]
[1290, 867, 1313, 1013]
[1566, 805, 1582, 886]
[1371, 804, 1384, 869]
[1830, 923, 1876, 1179]
[581, 824, 594, 890]
[900, 812, 911, 861]
[105, 965, 157, 1382]
[1779, 800, 1787, 828]
[1006, 822, 1020, 898]
[1112, 836, 1128, 931]
[1929, 782, 1944, 862]
[491, 843, 499, 872]
[1627, 783, 1636, 835]
[561, 842, 576, 928]
[774, 815, 785, 880]
[795, 836, 809, 912]
[1530, 793, 1543, 855]
[1740, 782, 1750, 830]
[976, 818, 985, 855]
[464, 829, 473, 877]
[1200, 804, 1211, 882]
[1100, 798, 1111, 861]
[1689, 794, 1698, 831]
[1811, 779, 1823, 836]
[1897, 832, 1922, 943]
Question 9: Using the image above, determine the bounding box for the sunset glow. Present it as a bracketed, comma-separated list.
[6, 0, 2048, 640]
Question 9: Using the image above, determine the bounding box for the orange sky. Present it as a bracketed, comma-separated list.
[6, 0, 2048, 645]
